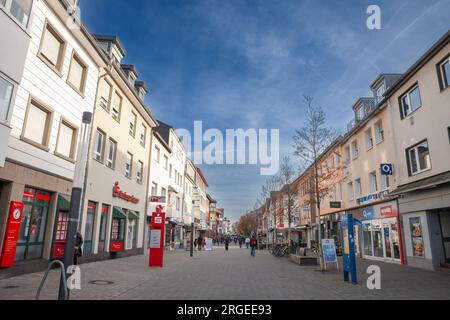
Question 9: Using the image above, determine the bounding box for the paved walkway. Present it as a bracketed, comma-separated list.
[0, 246, 449, 300]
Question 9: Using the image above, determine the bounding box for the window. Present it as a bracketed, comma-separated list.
[351, 141, 359, 160]
[154, 146, 160, 163]
[2, 0, 33, 28]
[99, 79, 112, 110]
[38, 21, 65, 74]
[345, 146, 351, 163]
[365, 129, 374, 151]
[67, 53, 87, 95]
[125, 152, 133, 178]
[369, 172, 378, 194]
[0, 76, 14, 121]
[375, 121, 384, 144]
[93, 129, 105, 162]
[354, 179, 362, 199]
[106, 138, 117, 169]
[356, 106, 365, 121]
[129, 112, 137, 137]
[448, 127, 450, 144]
[347, 182, 354, 202]
[55, 120, 77, 160]
[400, 85, 422, 119]
[137, 161, 143, 184]
[161, 188, 167, 201]
[151, 183, 158, 196]
[111, 92, 122, 121]
[21, 98, 52, 149]
[169, 164, 172, 178]
[175, 170, 178, 183]
[338, 182, 343, 201]
[140, 124, 146, 146]
[438, 58, 450, 90]
[407, 141, 431, 175]
[176, 197, 180, 210]
[128, 73, 136, 87]
[164, 155, 168, 170]
[375, 83, 386, 101]
[381, 174, 390, 191]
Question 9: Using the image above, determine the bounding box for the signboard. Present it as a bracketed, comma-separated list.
[110, 242, 124, 252]
[113, 182, 139, 204]
[381, 164, 394, 176]
[206, 238, 213, 251]
[149, 230, 162, 249]
[149, 196, 166, 203]
[330, 201, 342, 209]
[149, 206, 165, 268]
[322, 239, 338, 264]
[410, 217, 424, 258]
[0, 202, 24, 268]
[361, 206, 375, 221]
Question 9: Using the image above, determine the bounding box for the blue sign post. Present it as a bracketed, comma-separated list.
[341, 213, 357, 285]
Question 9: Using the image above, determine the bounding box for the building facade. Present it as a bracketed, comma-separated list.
[0, 0, 105, 276]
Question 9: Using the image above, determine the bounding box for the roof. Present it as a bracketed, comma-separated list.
[390, 171, 450, 196]
[121, 64, 140, 77]
[196, 167, 209, 188]
[135, 80, 149, 92]
[370, 73, 403, 90]
[93, 34, 127, 56]
[153, 121, 172, 145]
[384, 30, 450, 98]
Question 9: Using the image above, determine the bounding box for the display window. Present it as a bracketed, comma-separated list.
[51, 194, 71, 259]
[84, 201, 97, 254]
[16, 188, 51, 262]
[362, 218, 401, 262]
[98, 204, 110, 253]
[110, 206, 126, 252]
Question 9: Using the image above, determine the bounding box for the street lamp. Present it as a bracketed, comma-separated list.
[58, 112, 92, 300]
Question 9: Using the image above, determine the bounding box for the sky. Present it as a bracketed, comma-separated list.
[80, 0, 450, 222]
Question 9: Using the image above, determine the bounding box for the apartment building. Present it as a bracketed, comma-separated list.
[153, 121, 186, 248]
[387, 31, 450, 270]
[207, 194, 217, 238]
[0, 0, 34, 167]
[75, 33, 157, 262]
[0, 0, 106, 276]
[182, 158, 196, 245]
[193, 167, 208, 238]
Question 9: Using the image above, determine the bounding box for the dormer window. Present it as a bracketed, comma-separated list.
[128, 73, 136, 87]
[355, 106, 365, 121]
[139, 88, 145, 100]
[375, 83, 386, 100]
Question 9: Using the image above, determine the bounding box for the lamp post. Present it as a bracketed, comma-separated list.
[58, 112, 92, 300]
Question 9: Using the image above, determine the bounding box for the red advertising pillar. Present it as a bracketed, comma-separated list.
[0, 202, 24, 268]
[149, 205, 165, 268]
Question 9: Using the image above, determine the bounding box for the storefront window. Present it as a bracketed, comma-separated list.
[98, 205, 109, 253]
[126, 219, 136, 250]
[363, 224, 373, 256]
[372, 221, 384, 258]
[16, 188, 51, 261]
[84, 201, 97, 254]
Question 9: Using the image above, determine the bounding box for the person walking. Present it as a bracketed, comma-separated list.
[74, 231, 83, 265]
[239, 237, 243, 249]
[202, 237, 206, 251]
[198, 236, 202, 251]
[245, 237, 250, 249]
[225, 237, 230, 251]
[250, 235, 258, 257]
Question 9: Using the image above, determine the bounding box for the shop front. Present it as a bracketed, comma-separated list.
[50, 194, 71, 260]
[110, 206, 127, 253]
[349, 200, 404, 265]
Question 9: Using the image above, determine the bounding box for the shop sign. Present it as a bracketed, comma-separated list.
[149, 206, 165, 268]
[113, 182, 139, 204]
[361, 206, 375, 221]
[380, 206, 396, 218]
[0, 202, 24, 268]
[149, 196, 166, 203]
[330, 201, 342, 209]
[110, 242, 124, 252]
[322, 239, 338, 265]
[381, 164, 394, 176]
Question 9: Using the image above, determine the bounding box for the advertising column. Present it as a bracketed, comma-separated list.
[0, 202, 24, 268]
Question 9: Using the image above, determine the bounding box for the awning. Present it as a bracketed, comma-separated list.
[57, 194, 71, 211]
[113, 206, 127, 219]
[390, 171, 450, 196]
[128, 210, 140, 220]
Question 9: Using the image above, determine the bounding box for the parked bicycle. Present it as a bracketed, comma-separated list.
[271, 244, 289, 257]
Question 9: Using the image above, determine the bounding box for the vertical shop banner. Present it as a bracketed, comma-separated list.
[0, 202, 24, 268]
[341, 214, 357, 284]
[149, 208, 165, 268]
[410, 217, 424, 257]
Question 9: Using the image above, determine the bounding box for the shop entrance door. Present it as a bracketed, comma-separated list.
[84, 202, 97, 254]
[439, 211, 450, 263]
[16, 189, 51, 261]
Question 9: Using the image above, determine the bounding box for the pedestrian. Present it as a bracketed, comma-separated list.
[194, 239, 198, 251]
[198, 236, 202, 251]
[202, 237, 206, 250]
[239, 237, 243, 249]
[250, 235, 258, 257]
[74, 231, 83, 265]
[245, 237, 250, 249]
[225, 237, 230, 251]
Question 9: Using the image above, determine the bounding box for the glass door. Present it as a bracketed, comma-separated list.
[16, 188, 51, 261]
[84, 201, 97, 254]
[439, 211, 450, 263]
[98, 205, 109, 253]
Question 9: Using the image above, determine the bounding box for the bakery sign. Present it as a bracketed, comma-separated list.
[113, 182, 139, 204]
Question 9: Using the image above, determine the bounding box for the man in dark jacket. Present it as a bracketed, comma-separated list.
[74, 232, 83, 265]
[250, 236, 258, 257]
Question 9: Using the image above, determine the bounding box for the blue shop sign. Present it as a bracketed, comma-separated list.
[361, 206, 375, 221]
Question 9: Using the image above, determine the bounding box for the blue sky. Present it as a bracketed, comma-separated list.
[80, 0, 450, 222]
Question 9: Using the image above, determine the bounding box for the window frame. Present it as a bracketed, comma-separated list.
[129, 111, 137, 137]
[365, 128, 374, 151]
[99, 78, 113, 111]
[93, 128, 106, 163]
[399, 84, 422, 119]
[437, 54, 450, 91]
[111, 91, 122, 123]
[125, 151, 133, 179]
[406, 140, 432, 176]
[1, 0, 33, 29]
[20, 96, 53, 151]
[137, 160, 144, 184]
[374, 120, 384, 144]
[67, 51, 88, 97]
[351, 140, 359, 160]
[37, 19, 67, 77]
[140, 123, 146, 147]
[54, 118, 78, 162]
[106, 138, 117, 170]
[0, 74, 14, 123]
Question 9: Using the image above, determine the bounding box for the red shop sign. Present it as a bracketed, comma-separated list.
[0, 202, 24, 268]
[110, 242, 124, 252]
[380, 206, 396, 218]
[113, 182, 139, 204]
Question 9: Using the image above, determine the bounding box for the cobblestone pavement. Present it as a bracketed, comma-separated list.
[0, 246, 449, 300]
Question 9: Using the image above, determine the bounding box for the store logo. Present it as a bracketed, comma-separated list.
[367, 265, 381, 290]
[367, 5, 382, 30]
[113, 182, 140, 204]
[13, 209, 21, 220]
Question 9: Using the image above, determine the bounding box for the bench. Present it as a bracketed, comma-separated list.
[290, 254, 319, 266]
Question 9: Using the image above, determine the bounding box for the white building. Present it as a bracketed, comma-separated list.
[0, 0, 105, 272]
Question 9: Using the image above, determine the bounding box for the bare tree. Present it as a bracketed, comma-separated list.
[278, 156, 298, 254]
[293, 95, 338, 270]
